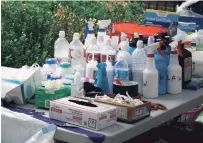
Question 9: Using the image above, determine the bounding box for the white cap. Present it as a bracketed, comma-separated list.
[148, 36, 155, 46]
[134, 33, 139, 38]
[59, 31, 65, 38]
[91, 37, 97, 45]
[137, 40, 143, 48]
[97, 35, 104, 41]
[120, 41, 129, 51]
[104, 38, 111, 45]
[73, 33, 80, 39]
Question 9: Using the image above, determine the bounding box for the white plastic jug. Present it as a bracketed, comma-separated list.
[132, 40, 146, 93]
[54, 31, 70, 62]
[86, 37, 100, 62]
[106, 56, 114, 94]
[70, 33, 84, 59]
[86, 53, 98, 80]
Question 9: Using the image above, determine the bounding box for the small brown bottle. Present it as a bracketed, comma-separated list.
[178, 42, 192, 88]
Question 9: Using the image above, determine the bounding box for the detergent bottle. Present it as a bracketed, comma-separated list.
[143, 42, 160, 98]
[178, 41, 192, 88]
[86, 53, 98, 80]
[100, 38, 116, 62]
[54, 31, 70, 63]
[97, 19, 111, 40]
[114, 59, 129, 81]
[86, 37, 100, 62]
[132, 40, 147, 93]
[117, 42, 132, 80]
[128, 33, 139, 55]
[105, 55, 114, 94]
[167, 41, 182, 94]
[84, 21, 95, 49]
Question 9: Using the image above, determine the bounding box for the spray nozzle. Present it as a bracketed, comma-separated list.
[147, 42, 165, 58]
[97, 19, 111, 29]
[170, 41, 183, 56]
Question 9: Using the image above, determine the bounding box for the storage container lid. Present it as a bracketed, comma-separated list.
[60, 62, 71, 68]
[46, 58, 57, 64]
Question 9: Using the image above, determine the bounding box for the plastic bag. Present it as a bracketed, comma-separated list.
[24, 124, 56, 143]
[1, 107, 46, 143]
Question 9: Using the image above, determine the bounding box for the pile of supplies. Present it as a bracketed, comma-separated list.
[2, 3, 203, 132]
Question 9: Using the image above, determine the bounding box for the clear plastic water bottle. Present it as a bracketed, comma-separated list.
[54, 31, 70, 63]
[132, 40, 147, 94]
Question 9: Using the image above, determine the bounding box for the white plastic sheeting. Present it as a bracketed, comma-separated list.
[1, 107, 56, 143]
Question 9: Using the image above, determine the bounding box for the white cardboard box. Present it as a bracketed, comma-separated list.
[1, 66, 43, 104]
[49, 96, 117, 130]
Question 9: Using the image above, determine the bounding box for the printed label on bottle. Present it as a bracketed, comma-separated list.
[184, 57, 192, 81]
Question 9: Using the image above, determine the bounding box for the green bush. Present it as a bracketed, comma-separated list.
[1, 1, 144, 68]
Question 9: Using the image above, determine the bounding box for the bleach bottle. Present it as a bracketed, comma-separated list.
[86, 53, 98, 80]
[143, 42, 161, 98]
[167, 41, 182, 94]
[54, 31, 70, 63]
[128, 33, 139, 55]
[132, 40, 146, 93]
[105, 55, 114, 94]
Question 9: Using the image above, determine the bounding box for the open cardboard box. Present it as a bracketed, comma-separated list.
[77, 94, 151, 123]
[49, 96, 117, 130]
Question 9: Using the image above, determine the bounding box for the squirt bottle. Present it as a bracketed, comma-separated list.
[84, 21, 95, 49]
[167, 41, 182, 94]
[143, 42, 161, 98]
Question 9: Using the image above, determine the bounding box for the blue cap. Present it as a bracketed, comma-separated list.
[46, 58, 57, 64]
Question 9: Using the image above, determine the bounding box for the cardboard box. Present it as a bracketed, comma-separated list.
[81, 95, 151, 123]
[49, 96, 117, 130]
[1, 66, 43, 105]
[35, 86, 71, 108]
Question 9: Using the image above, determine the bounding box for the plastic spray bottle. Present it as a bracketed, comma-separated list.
[167, 41, 182, 94]
[143, 42, 161, 98]
[97, 19, 111, 39]
[132, 40, 146, 93]
[85, 21, 95, 49]
[54, 31, 70, 62]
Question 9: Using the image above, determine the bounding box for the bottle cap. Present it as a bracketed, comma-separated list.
[91, 37, 97, 45]
[60, 62, 71, 68]
[137, 40, 143, 48]
[73, 33, 80, 39]
[46, 58, 57, 64]
[59, 31, 65, 38]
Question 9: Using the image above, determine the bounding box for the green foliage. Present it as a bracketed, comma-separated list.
[1, 1, 144, 68]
